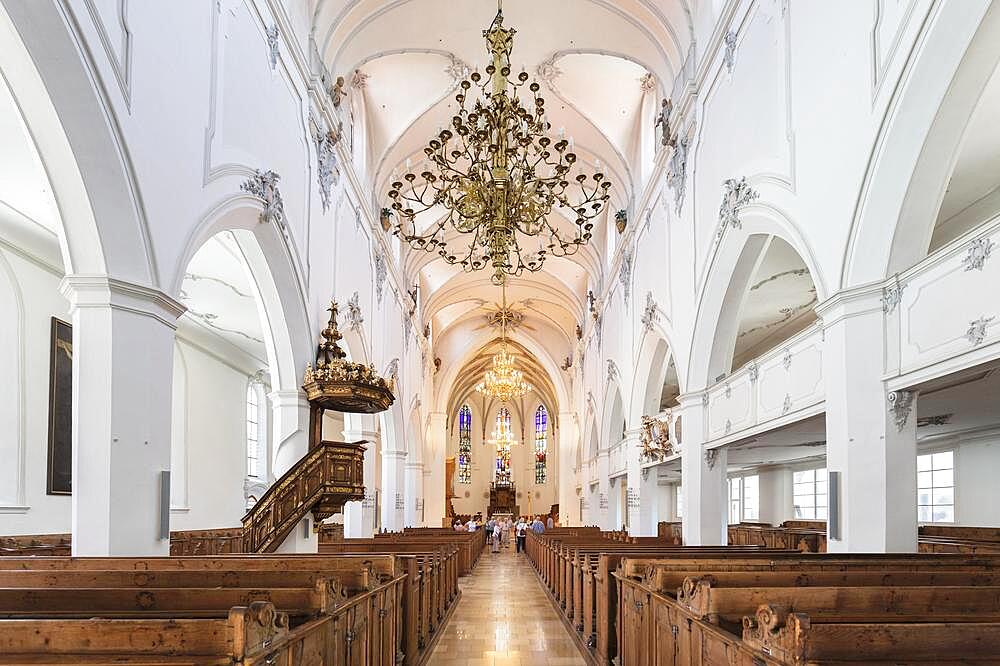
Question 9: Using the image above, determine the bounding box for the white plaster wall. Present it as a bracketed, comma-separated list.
[951, 438, 1000, 527]
[169, 338, 260, 531]
[0, 247, 69, 535]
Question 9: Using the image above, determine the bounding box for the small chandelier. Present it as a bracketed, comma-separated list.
[475, 282, 532, 402]
[387, 0, 612, 285]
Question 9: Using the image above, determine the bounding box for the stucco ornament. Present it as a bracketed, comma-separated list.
[887, 390, 916, 432]
[881, 278, 905, 314]
[962, 237, 995, 272]
[747, 361, 759, 382]
[536, 55, 562, 85]
[723, 30, 737, 73]
[618, 247, 634, 308]
[266, 24, 279, 69]
[667, 135, 689, 213]
[966, 316, 994, 347]
[346, 291, 363, 333]
[241, 170, 285, 229]
[718, 177, 758, 238]
[704, 449, 719, 471]
[641, 292, 659, 333]
[313, 124, 341, 213]
[374, 252, 387, 305]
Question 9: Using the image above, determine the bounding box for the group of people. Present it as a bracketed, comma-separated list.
[452, 513, 556, 554]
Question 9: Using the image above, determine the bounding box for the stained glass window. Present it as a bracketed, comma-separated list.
[534, 405, 548, 484]
[495, 407, 512, 485]
[458, 405, 472, 484]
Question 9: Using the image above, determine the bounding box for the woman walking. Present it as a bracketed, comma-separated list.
[490, 520, 501, 553]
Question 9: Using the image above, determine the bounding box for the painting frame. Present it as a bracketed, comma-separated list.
[46, 317, 72, 495]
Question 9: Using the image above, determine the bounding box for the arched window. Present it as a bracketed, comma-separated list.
[457, 405, 472, 484]
[246, 384, 261, 478]
[534, 405, 548, 484]
[495, 407, 512, 485]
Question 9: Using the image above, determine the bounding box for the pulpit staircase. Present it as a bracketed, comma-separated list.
[240, 439, 366, 553]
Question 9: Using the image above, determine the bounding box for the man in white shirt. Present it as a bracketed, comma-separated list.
[515, 516, 529, 553]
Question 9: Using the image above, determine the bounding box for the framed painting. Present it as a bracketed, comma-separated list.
[46, 317, 72, 495]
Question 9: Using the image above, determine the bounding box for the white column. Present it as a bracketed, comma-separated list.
[424, 412, 447, 527]
[404, 461, 424, 527]
[596, 450, 612, 529]
[343, 416, 379, 538]
[758, 466, 793, 526]
[381, 450, 407, 532]
[818, 286, 918, 552]
[625, 428, 655, 536]
[61, 276, 184, 556]
[269, 389, 310, 477]
[678, 392, 728, 545]
[557, 412, 578, 526]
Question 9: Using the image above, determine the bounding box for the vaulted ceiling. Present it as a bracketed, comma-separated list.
[311, 0, 696, 409]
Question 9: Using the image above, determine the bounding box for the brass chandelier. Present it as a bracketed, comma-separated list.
[475, 282, 532, 402]
[386, 0, 612, 285]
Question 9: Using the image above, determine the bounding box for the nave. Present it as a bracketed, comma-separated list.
[427, 547, 586, 666]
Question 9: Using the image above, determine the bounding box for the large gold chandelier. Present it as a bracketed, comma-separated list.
[386, 1, 612, 285]
[475, 282, 532, 402]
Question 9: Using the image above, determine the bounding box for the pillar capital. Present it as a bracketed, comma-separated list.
[60, 275, 186, 328]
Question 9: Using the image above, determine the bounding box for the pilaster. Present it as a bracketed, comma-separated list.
[60, 276, 185, 556]
[677, 392, 728, 545]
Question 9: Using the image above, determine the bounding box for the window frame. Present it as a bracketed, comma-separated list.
[534, 404, 548, 484]
[457, 405, 472, 484]
[245, 382, 263, 479]
[791, 466, 828, 520]
[727, 474, 760, 523]
[917, 448, 956, 524]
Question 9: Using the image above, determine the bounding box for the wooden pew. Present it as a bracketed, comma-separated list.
[614, 553, 1000, 666]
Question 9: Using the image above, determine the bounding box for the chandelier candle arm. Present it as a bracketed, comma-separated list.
[386, 1, 613, 285]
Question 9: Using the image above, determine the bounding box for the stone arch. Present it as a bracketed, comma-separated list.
[0, 2, 154, 284]
[171, 197, 312, 395]
[601, 381, 626, 451]
[844, 1, 1000, 284]
[687, 205, 826, 390]
[629, 327, 683, 427]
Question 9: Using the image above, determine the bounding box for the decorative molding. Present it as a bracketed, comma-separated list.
[962, 237, 995, 272]
[887, 390, 916, 432]
[701, 392, 710, 408]
[781, 393, 792, 415]
[718, 177, 758, 239]
[881, 277, 905, 314]
[346, 291, 363, 333]
[666, 136, 689, 213]
[385, 358, 399, 384]
[444, 54, 470, 85]
[266, 24, 279, 70]
[403, 316, 412, 350]
[240, 170, 285, 228]
[966, 316, 994, 347]
[618, 247, 634, 307]
[640, 292, 659, 333]
[747, 361, 759, 383]
[724, 419, 732, 435]
[351, 69, 369, 89]
[606, 359, 619, 386]
[782, 348, 793, 371]
[723, 30, 737, 73]
[724, 383, 732, 399]
[640, 72, 657, 94]
[313, 124, 342, 213]
[704, 449, 719, 471]
[536, 55, 562, 85]
[374, 252, 387, 305]
[917, 413, 952, 428]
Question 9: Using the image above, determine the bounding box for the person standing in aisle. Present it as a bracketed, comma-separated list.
[515, 516, 528, 553]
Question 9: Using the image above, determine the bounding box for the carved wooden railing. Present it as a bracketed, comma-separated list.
[241, 439, 366, 553]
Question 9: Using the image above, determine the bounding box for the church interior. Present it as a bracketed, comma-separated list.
[1, 0, 999, 663]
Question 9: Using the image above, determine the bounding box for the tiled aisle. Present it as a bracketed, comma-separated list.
[426, 546, 588, 666]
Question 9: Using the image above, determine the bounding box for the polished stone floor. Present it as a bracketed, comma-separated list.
[426, 544, 588, 666]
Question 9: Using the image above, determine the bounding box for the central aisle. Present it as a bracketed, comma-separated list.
[426, 546, 588, 666]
